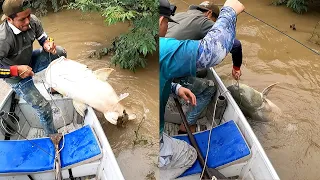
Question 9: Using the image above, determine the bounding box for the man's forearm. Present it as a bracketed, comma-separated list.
[230, 39, 242, 69]
[196, 6, 237, 69]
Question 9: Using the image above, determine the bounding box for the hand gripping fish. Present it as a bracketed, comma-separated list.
[45, 57, 136, 125]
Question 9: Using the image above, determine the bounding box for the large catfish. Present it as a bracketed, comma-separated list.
[45, 57, 136, 125]
[227, 82, 281, 122]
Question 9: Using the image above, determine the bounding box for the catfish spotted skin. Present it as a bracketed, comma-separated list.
[227, 83, 281, 122]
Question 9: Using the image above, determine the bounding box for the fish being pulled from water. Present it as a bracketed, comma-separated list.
[227, 82, 281, 122]
[45, 56, 136, 125]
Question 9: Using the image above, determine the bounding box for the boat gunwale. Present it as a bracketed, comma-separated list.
[209, 67, 280, 180]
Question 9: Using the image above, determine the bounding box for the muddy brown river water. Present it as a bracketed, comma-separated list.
[0, 1, 319, 179]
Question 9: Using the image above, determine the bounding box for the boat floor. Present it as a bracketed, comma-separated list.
[164, 96, 221, 136]
[64, 175, 96, 180]
[164, 116, 214, 136]
[26, 122, 82, 139]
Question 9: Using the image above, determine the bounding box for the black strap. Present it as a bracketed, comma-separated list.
[68, 169, 75, 180]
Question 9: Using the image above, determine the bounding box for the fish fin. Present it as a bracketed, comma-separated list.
[93, 68, 115, 81]
[128, 113, 137, 120]
[119, 93, 129, 101]
[104, 112, 119, 125]
[261, 82, 280, 100]
[73, 100, 88, 117]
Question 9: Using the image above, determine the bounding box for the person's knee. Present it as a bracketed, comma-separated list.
[37, 99, 52, 118]
[56, 46, 67, 58]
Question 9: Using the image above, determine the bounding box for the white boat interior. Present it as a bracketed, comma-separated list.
[164, 68, 280, 180]
[0, 79, 125, 180]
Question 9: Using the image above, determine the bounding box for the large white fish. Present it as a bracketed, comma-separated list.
[44, 56, 136, 125]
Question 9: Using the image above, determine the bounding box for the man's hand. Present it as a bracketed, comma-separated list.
[224, 0, 245, 15]
[17, 65, 34, 79]
[43, 40, 57, 54]
[232, 66, 241, 80]
[177, 86, 197, 106]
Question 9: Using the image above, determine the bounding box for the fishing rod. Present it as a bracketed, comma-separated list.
[173, 97, 227, 180]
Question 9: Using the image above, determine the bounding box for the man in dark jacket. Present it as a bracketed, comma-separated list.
[0, 0, 67, 136]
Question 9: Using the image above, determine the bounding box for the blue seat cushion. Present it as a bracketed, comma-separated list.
[173, 120, 251, 177]
[60, 125, 101, 168]
[0, 138, 55, 173]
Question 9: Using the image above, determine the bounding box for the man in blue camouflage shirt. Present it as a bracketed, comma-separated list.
[159, 0, 245, 178]
[167, 1, 243, 134]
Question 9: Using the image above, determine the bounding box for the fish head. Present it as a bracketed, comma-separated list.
[116, 110, 137, 128]
[104, 105, 137, 126]
[227, 83, 263, 111]
[227, 82, 281, 121]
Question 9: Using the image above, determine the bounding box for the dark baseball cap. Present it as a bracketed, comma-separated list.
[189, 1, 220, 19]
[159, 0, 178, 23]
[1, 0, 32, 21]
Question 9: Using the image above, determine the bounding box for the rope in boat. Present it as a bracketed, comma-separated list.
[200, 88, 230, 180]
[0, 112, 20, 136]
[45, 52, 66, 156]
[0, 111, 55, 157]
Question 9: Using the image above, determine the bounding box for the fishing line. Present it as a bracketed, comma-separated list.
[242, 10, 319, 56]
[46, 51, 66, 156]
[214, 3, 320, 56]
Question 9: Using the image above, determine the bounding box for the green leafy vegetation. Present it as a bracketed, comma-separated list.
[67, 0, 158, 71]
[272, 0, 319, 14]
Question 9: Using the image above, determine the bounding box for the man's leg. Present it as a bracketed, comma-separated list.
[9, 78, 57, 136]
[9, 46, 68, 136]
[31, 46, 67, 73]
[186, 85, 216, 125]
[175, 77, 216, 132]
[159, 133, 197, 179]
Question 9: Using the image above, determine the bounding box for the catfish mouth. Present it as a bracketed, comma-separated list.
[116, 110, 129, 128]
[104, 109, 137, 126]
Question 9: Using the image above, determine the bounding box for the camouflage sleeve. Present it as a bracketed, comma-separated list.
[171, 82, 181, 95]
[196, 6, 237, 68]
